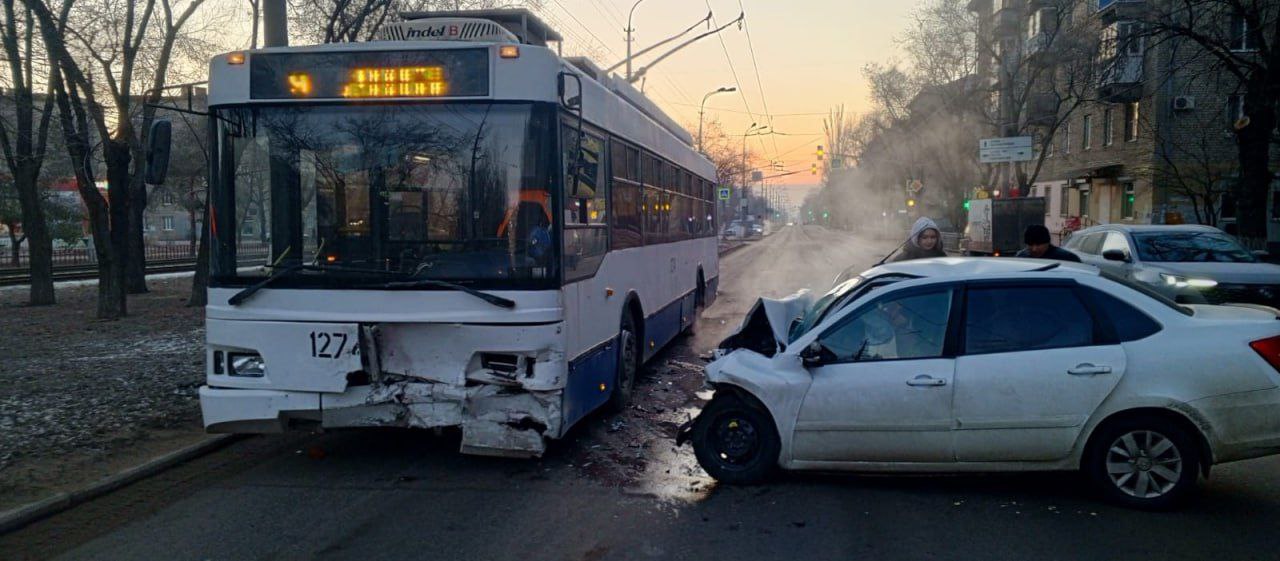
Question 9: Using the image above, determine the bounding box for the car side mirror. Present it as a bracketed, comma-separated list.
[1102, 249, 1130, 262]
[800, 341, 827, 367]
[145, 119, 172, 185]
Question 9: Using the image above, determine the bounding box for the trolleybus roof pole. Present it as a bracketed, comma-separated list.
[263, 0, 287, 47]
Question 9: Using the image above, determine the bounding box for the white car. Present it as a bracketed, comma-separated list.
[680, 258, 1280, 509]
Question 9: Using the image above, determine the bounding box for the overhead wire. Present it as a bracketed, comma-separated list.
[737, 0, 780, 158]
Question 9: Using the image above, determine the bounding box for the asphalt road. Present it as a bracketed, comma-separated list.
[7, 225, 1280, 561]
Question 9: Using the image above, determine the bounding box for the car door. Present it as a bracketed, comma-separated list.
[952, 281, 1126, 462]
[792, 286, 958, 463]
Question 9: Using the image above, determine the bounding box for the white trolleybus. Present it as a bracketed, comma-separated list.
[193, 10, 719, 456]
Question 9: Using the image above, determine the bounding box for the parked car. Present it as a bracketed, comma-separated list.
[679, 257, 1280, 509]
[722, 221, 747, 239]
[1064, 224, 1280, 308]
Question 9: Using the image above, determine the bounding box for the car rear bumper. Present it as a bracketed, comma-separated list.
[1192, 387, 1280, 464]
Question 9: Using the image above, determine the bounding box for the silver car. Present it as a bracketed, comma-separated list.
[1063, 224, 1280, 307]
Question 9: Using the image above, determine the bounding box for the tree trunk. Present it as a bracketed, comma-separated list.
[126, 175, 148, 294]
[105, 140, 133, 313]
[14, 169, 54, 305]
[188, 203, 209, 307]
[1234, 82, 1276, 250]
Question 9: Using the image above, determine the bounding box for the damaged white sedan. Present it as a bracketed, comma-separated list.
[680, 258, 1280, 509]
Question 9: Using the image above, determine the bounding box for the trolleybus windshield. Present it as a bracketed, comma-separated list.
[209, 102, 556, 289]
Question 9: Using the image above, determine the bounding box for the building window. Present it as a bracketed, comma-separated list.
[1103, 108, 1114, 146]
[1082, 114, 1093, 150]
[1227, 94, 1245, 128]
[1117, 22, 1143, 56]
[1059, 185, 1069, 217]
[1124, 102, 1139, 141]
[1080, 188, 1091, 218]
[1230, 14, 1257, 51]
[1062, 121, 1071, 154]
[1121, 182, 1135, 219]
[162, 216, 174, 231]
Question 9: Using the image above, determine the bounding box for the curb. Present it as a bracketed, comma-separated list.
[0, 434, 242, 536]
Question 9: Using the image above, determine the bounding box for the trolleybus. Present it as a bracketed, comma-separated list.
[189, 10, 719, 456]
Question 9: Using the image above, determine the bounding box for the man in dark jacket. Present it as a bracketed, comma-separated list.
[1016, 224, 1081, 262]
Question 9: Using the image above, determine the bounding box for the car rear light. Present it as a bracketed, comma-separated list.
[1249, 335, 1280, 372]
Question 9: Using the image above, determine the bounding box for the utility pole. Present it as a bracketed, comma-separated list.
[625, 0, 645, 81]
[263, 0, 287, 47]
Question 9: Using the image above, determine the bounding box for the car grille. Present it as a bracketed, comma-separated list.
[1201, 283, 1280, 308]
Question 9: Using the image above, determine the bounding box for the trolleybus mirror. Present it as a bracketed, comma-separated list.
[145, 119, 173, 185]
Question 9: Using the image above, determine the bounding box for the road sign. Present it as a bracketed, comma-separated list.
[751, 170, 764, 182]
[980, 136, 1034, 163]
[718, 187, 731, 201]
[980, 136, 1033, 150]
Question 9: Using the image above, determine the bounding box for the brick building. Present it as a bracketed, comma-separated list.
[970, 0, 1280, 250]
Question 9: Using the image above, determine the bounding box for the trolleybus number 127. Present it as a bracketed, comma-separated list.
[309, 331, 357, 359]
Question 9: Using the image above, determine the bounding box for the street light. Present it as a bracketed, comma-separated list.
[697, 86, 736, 152]
[625, 0, 646, 81]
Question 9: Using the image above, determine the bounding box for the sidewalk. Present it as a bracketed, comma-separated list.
[0, 278, 208, 515]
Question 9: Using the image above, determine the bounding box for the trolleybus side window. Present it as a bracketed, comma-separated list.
[562, 124, 608, 282]
[610, 138, 643, 250]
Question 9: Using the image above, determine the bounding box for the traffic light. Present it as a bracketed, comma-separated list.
[907, 198, 916, 207]
[963, 198, 971, 210]
[816, 145, 824, 161]
[810, 163, 818, 175]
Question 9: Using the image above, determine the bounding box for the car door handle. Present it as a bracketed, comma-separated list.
[1068, 363, 1113, 376]
[906, 375, 947, 387]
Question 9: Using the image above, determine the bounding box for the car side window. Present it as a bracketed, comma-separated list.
[1079, 286, 1162, 341]
[965, 286, 1094, 354]
[1080, 233, 1105, 254]
[819, 290, 951, 362]
[1101, 232, 1131, 256]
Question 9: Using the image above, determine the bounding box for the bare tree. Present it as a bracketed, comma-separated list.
[287, 0, 541, 44]
[0, 0, 58, 304]
[1138, 0, 1280, 248]
[27, 0, 215, 316]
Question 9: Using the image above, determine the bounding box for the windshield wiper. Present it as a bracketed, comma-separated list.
[352, 278, 517, 309]
[229, 264, 406, 306]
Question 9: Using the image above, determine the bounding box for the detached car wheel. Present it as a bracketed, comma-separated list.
[691, 393, 781, 484]
[1085, 417, 1201, 510]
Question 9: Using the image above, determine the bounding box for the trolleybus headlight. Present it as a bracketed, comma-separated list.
[228, 353, 266, 377]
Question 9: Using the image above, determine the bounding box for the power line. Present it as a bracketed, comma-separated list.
[703, 1, 758, 141]
[663, 101, 830, 117]
[738, 0, 780, 158]
[550, 0, 620, 58]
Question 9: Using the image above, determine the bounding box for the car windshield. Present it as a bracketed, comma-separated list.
[209, 102, 556, 288]
[789, 273, 914, 341]
[1132, 231, 1256, 263]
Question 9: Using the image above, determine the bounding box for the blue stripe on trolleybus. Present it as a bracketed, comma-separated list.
[563, 338, 618, 430]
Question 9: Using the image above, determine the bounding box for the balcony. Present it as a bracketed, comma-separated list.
[1098, 54, 1144, 102]
[993, 6, 1023, 36]
[1097, 0, 1146, 25]
[1026, 93, 1059, 127]
[1024, 32, 1054, 63]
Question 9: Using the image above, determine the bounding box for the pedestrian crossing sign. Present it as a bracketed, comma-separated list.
[718, 187, 731, 201]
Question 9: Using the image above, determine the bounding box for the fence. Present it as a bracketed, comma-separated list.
[0, 242, 269, 272]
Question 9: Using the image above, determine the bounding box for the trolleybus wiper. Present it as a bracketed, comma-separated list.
[352, 278, 517, 309]
[228, 264, 404, 306]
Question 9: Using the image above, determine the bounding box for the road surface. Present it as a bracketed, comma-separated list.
[6, 226, 1280, 561]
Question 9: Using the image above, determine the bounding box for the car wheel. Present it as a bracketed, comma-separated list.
[605, 313, 639, 413]
[1085, 417, 1201, 510]
[691, 393, 781, 485]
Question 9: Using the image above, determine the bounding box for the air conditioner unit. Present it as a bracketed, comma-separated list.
[1172, 96, 1196, 111]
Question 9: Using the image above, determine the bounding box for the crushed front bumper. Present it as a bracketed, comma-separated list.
[200, 382, 562, 457]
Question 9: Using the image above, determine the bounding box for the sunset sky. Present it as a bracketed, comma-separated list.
[225, 1, 922, 192]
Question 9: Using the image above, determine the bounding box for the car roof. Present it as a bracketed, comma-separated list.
[865, 257, 1099, 281]
[1074, 224, 1222, 235]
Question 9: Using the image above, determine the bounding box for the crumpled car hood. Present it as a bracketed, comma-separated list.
[717, 290, 813, 356]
